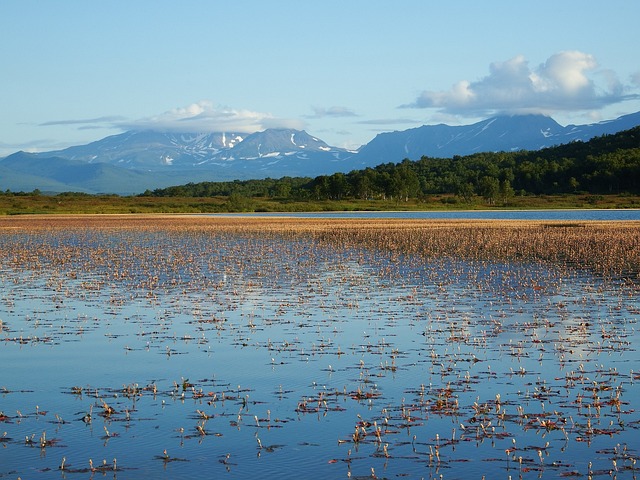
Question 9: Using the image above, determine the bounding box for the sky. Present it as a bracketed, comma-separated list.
[1, 0, 639, 157]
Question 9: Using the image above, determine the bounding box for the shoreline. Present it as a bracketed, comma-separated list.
[1, 212, 639, 231]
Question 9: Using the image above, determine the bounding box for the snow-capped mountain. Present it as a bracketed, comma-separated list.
[0, 128, 357, 193]
[219, 129, 337, 160]
[1, 112, 639, 194]
[354, 112, 640, 168]
[36, 130, 245, 169]
[29, 128, 353, 172]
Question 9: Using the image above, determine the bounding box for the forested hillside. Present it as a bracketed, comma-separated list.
[143, 126, 640, 204]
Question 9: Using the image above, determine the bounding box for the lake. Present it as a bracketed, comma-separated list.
[217, 209, 640, 221]
[1, 216, 639, 479]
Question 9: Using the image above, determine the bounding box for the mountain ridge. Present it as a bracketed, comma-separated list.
[1, 112, 639, 194]
[353, 112, 640, 167]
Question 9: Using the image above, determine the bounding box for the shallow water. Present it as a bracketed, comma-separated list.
[1, 229, 639, 479]
[216, 208, 640, 221]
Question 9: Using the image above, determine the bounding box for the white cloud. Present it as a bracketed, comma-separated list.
[118, 101, 305, 133]
[0, 138, 78, 156]
[39, 116, 126, 127]
[535, 51, 596, 94]
[357, 117, 418, 125]
[405, 51, 639, 116]
[306, 106, 358, 118]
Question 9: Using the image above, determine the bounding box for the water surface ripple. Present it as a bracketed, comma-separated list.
[1, 225, 639, 478]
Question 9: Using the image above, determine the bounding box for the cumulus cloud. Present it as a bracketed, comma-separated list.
[118, 101, 305, 133]
[305, 106, 358, 118]
[404, 51, 639, 116]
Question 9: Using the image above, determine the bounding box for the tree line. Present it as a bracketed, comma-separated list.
[142, 126, 640, 204]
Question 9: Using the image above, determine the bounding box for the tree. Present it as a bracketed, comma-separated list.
[568, 177, 580, 193]
[312, 176, 330, 200]
[225, 192, 253, 212]
[498, 179, 515, 206]
[455, 182, 475, 203]
[352, 168, 378, 199]
[390, 161, 420, 201]
[478, 176, 500, 205]
[328, 172, 348, 199]
[273, 181, 291, 199]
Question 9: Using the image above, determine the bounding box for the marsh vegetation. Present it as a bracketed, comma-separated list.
[1, 216, 639, 478]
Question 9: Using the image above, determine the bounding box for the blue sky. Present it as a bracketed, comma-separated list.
[1, 0, 639, 156]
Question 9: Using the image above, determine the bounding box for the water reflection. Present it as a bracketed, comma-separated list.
[1, 229, 639, 478]
[217, 209, 640, 221]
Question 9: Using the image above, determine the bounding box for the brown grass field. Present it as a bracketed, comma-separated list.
[1, 214, 638, 279]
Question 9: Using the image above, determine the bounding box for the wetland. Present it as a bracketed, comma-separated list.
[1, 215, 639, 479]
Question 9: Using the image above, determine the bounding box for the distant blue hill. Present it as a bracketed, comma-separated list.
[353, 112, 640, 168]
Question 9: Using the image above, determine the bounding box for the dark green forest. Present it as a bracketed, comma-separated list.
[143, 126, 640, 205]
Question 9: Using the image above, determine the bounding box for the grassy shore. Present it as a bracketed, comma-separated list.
[0, 192, 639, 215]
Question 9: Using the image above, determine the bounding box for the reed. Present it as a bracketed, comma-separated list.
[1, 215, 638, 279]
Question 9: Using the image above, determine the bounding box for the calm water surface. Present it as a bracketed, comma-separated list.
[1, 229, 639, 478]
[217, 209, 640, 221]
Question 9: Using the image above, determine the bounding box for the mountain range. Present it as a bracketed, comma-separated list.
[1, 112, 639, 194]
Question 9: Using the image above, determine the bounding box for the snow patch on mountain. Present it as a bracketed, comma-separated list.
[475, 117, 497, 137]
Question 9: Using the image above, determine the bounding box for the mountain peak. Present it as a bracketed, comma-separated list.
[471, 113, 560, 131]
[224, 128, 336, 158]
